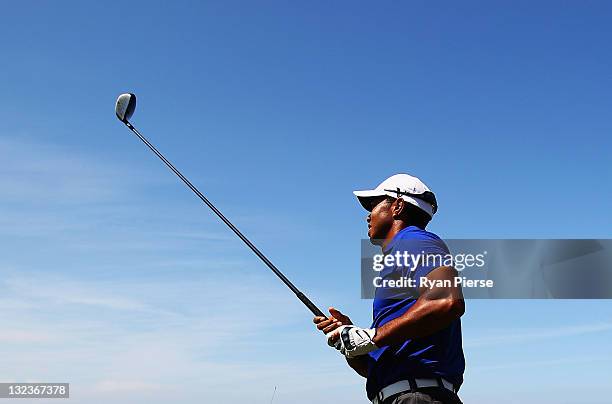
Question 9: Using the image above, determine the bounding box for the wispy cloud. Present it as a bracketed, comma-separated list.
[0, 330, 57, 343]
[5, 276, 152, 311]
[0, 137, 135, 204]
[91, 380, 165, 393]
[465, 322, 612, 348]
[471, 355, 612, 372]
[0, 268, 362, 403]
[0, 136, 285, 260]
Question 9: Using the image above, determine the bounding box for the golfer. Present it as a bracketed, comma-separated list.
[314, 174, 465, 404]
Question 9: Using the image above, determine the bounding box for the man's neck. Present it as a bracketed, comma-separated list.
[382, 222, 411, 251]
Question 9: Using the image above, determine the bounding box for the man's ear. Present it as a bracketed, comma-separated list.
[391, 198, 406, 219]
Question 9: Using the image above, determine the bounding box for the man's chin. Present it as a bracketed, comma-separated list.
[369, 235, 384, 246]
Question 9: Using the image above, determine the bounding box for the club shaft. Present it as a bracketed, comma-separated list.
[123, 121, 326, 318]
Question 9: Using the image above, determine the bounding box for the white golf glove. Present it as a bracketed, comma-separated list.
[329, 325, 378, 358]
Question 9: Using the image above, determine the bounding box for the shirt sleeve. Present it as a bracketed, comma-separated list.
[395, 237, 451, 281]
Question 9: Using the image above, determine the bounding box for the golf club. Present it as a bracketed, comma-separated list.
[115, 93, 327, 318]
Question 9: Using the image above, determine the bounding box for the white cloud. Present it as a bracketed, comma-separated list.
[465, 322, 612, 348]
[91, 380, 165, 393]
[471, 355, 612, 372]
[4, 276, 153, 311]
[0, 137, 131, 203]
[0, 330, 57, 343]
[0, 269, 365, 403]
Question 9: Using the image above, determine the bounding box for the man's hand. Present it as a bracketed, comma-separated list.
[313, 308, 370, 378]
[334, 325, 378, 358]
[313, 307, 352, 337]
[313, 307, 353, 349]
[314, 309, 377, 358]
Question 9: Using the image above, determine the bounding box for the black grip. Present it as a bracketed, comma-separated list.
[296, 292, 326, 318]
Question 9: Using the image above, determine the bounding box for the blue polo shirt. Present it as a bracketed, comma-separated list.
[366, 226, 465, 400]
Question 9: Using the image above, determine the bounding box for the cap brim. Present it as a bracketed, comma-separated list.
[353, 189, 386, 211]
[353, 189, 435, 217]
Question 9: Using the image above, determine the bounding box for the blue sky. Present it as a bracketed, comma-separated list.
[1, 1, 611, 403]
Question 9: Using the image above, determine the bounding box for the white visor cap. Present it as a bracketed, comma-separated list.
[353, 173, 437, 217]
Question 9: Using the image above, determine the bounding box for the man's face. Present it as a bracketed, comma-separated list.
[366, 197, 394, 245]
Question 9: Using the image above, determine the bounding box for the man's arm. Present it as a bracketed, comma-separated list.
[324, 266, 464, 359]
[372, 265, 465, 346]
[314, 308, 369, 378]
[345, 356, 369, 378]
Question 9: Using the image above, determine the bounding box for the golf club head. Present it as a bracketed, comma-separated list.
[115, 93, 136, 122]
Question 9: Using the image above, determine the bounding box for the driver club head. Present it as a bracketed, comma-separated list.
[115, 93, 136, 122]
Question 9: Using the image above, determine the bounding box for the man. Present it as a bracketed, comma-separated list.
[314, 174, 465, 404]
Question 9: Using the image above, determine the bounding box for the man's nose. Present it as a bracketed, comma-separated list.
[367, 215, 371, 223]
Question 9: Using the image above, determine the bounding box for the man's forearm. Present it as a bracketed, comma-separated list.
[346, 356, 369, 378]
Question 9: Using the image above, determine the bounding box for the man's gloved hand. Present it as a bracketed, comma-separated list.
[329, 325, 378, 358]
[314, 307, 354, 350]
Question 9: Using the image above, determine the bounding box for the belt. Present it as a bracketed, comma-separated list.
[372, 378, 455, 404]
